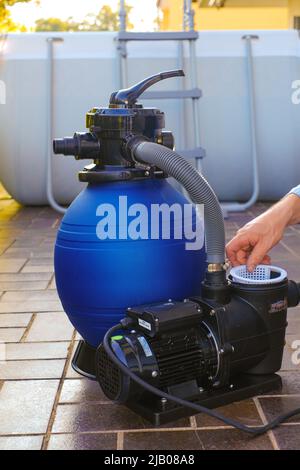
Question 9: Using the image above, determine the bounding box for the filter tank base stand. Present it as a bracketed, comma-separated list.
[126, 374, 282, 426]
[72, 340, 97, 380]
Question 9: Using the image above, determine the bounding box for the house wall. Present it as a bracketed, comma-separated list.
[158, 0, 300, 30]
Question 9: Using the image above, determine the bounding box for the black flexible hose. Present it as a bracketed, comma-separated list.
[100, 323, 300, 436]
[133, 141, 225, 265]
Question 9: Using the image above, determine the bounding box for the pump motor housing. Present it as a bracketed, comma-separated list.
[95, 268, 300, 425]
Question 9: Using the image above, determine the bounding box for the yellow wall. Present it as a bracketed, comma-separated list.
[158, 0, 300, 31]
[289, 0, 300, 27]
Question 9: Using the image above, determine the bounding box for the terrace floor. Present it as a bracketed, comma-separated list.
[0, 189, 300, 450]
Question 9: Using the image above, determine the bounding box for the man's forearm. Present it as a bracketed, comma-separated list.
[253, 189, 300, 232]
[245, 194, 300, 231]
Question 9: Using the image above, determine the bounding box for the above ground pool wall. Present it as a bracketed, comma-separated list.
[0, 31, 299, 205]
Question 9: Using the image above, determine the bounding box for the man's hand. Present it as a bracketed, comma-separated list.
[226, 215, 281, 272]
[226, 194, 300, 272]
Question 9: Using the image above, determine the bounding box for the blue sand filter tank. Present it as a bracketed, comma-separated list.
[53, 71, 206, 377]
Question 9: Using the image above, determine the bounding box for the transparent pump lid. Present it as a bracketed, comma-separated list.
[230, 265, 287, 285]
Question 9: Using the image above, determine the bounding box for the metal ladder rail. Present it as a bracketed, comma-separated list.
[116, 0, 205, 171]
[221, 35, 260, 217]
[46, 37, 66, 214]
[183, 0, 203, 172]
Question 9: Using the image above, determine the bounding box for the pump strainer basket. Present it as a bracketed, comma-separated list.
[230, 265, 287, 285]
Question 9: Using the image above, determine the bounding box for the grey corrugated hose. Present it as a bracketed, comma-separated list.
[133, 141, 225, 264]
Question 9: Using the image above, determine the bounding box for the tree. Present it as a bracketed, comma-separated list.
[81, 6, 119, 32]
[0, 0, 32, 32]
[35, 4, 133, 33]
[35, 17, 80, 33]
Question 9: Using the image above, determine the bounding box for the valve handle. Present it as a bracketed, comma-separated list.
[109, 69, 185, 107]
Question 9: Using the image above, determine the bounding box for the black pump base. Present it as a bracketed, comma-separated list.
[126, 373, 282, 426]
[72, 340, 97, 380]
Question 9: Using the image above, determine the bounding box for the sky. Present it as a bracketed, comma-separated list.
[9, 0, 159, 31]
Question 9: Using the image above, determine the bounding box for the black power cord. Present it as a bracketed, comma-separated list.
[100, 323, 300, 436]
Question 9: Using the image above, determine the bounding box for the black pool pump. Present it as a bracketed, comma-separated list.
[97, 268, 300, 432]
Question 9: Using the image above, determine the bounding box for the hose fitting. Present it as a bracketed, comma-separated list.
[53, 132, 101, 160]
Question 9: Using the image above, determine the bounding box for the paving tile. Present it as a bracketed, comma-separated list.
[0, 217, 25, 226]
[287, 305, 300, 319]
[0, 300, 62, 313]
[285, 331, 300, 347]
[48, 433, 117, 450]
[48, 276, 56, 290]
[65, 341, 84, 379]
[66, 359, 83, 379]
[0, 328, 25, 343]
[258, 396, 300, 424]
[281, 348, 297, 371]
[0, 240, 14, 251]
[0, 313, 32, 327]
[0, 435, 43, 450]
[281, 335, 300, 371]
[0, 380, 59, 434]
[272, 425, 300, 450]
[286, 317, 300, 334]
[0, 359, 65, 380]
[22, 257, 54, 266]
[43, 236, 56, 242]
[0, 272, 52, 282]
[195, 399, 263, 427]
[13, 206, 43, 217]
[225, 237, 239, 245]
[25, 229, 58, 237]
[2, 290, 60, 302]
[0, 237, 14, 246]
[226, 214, 254, 225]
[60, 378, 109, 404]
[291, 221, 300, 231]
[277, 260, 300, 281]
[0, 280, 49, 291]
[0, 231, 20, 240]
[124, 428, 273, 450]
[40, 240, 55, 248]
[39, 208, 61, 219]
[195, 429, 273, 450]
[269, 243, 295, 262]
[0, 240, 11, 248]
[21, 265, 54, 273]
[2, 248, 53, 259]
[124, 430, 204, 450]
[52, 403, 146, 433]
[52, 402, 190, 433]
[12, 238, 44, 248]
[276, 371, 300, 394]
[249, 204, 270, 216]
[224, 221, 239, 230]
[0, 259, 27, 273]
[282, 233, 300, 255]
[25, 312, 74, 342]
[28, 219, 58, 230]
[287, 307, 300, 322]
[5, 342, 69, 360]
